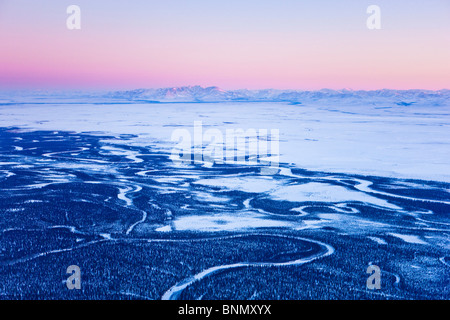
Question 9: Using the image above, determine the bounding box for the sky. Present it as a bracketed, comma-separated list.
[0, 0, 449, 90]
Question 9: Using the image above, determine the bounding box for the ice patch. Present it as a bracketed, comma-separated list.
[269, 182, 400, 210]
[100, 145, 143, 163]
[194, 192, 230, 203]
[388, 233, 428, 245]
[0, 162, 20, 165]
[151, 176, 186, 184]
[1, 170, 15, 178]
[155, 225, 172, 232]
[193, 176, 281, 194]
[289, 206, 310, 216]
[172, 213, 292, 232]
[13, 165, 33, 169]
[368, 236, 387, 245]
[6, 208, 25, 212]
[24, 200, 44, 203]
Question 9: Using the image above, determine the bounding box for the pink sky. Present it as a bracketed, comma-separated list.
[0, 0, 449, 90]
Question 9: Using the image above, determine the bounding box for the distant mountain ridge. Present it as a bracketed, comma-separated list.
[108, 86, 450, 105]
[2, 86, 449, 106]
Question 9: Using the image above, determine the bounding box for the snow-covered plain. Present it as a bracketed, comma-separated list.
[0, 94, 449, 182]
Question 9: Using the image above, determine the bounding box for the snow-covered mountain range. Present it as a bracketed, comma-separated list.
[108, 86, 450, 105]
[2, 86, 449, 106]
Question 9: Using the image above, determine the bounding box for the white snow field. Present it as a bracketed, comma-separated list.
[1, 97, 449, 182]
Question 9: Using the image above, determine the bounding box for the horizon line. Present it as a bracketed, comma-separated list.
[1, 86, 450, 93]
